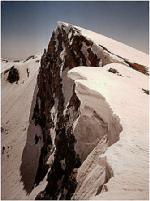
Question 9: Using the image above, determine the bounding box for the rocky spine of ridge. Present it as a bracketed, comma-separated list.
[31, 22, 145, 199]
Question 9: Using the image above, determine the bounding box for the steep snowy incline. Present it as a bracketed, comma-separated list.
[68, 63, 149, 200]
[1, 56, 41, 199]
[58, 21, 149, 68]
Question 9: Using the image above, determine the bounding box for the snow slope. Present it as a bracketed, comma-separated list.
[1, 21, 149, 200]
[1, 56, 42, 199]
[58, 21, 149, 67]
[68, 63, 149, 200]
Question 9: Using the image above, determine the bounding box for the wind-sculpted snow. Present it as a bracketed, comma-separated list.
[68, 66, 123, 199]
[68, 63, 149, 200]
[1, 21, 149, 200]
[70, 80, 122, 161]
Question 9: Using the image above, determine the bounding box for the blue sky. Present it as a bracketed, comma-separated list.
[1, 1, 149, 59]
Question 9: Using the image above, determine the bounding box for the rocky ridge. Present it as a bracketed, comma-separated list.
[21, 22, 148, 199]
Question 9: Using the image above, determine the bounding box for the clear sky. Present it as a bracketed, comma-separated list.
[1, 1, 149, 59]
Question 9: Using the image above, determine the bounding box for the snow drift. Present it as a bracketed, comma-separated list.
[68, 63, 149, 200]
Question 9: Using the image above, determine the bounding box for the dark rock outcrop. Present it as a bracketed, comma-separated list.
[2, 59, 8, 63]
[7, 66, 20, 83]
[125, 61, 148, 75]
[24, 55, 36, 62]
[142, 88, 149, 95]
[108, 68, 122, 76]
[26, 68, 30, 77]
[108, 68, 118, 74]
[99, 45, 148, 75]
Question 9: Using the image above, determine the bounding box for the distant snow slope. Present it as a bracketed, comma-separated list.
[1, 56, 41, 199]
[58, 21, 149, 67]
[68, 63, 149, 200]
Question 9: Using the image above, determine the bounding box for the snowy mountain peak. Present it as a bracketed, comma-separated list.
[57, 21, 70, 27]
[2, 22, 149, 200]
[56, 21, 149, 70]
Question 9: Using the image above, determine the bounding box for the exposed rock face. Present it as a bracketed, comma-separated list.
[125, 61, 148, 75]
[24, 55, 36, 62]
[26, 22, 148, 199]
[108, 68, 118, 74]
[142, 88, 149, 95]
[108, 68, 122, 76]
[6, 66, 20, 83]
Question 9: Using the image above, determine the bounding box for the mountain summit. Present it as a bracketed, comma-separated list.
[1, 22, 149, 200]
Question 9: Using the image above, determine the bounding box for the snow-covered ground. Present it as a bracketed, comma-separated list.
[1, 56, 42, 199]
[68, 63, 149, 200]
